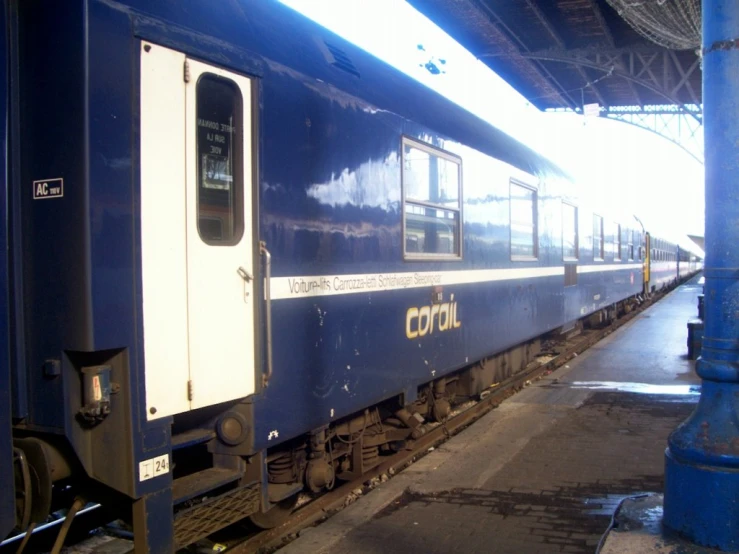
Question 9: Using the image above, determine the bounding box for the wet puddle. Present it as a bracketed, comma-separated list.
[567, 381, 701, 396]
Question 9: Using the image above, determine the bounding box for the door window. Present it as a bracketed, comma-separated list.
[196, 74, 244, 245]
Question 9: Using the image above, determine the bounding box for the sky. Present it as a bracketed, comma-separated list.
[279, 0, 705, 245]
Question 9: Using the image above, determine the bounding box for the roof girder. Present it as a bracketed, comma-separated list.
[582, 0, 644, 107]
[511, 47, 702, 120]
[470, 0, 582, 110]
[521, 0, 609, 107]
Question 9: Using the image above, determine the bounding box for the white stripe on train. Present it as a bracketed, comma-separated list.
[270, 263, 643, 300]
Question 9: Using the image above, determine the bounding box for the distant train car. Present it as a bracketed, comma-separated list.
[648, 234, 679, 290]
[1, 0, 697, 551]
[645, 233, 701, 292]
[678, 244, 703, 279]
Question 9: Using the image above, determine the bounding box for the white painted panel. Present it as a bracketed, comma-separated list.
[185, 59, 256, 409]
[270, 266, 564, 300]
[140, 43, 190, 420]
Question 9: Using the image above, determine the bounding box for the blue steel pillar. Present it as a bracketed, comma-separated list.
[663, 1, 739, 550]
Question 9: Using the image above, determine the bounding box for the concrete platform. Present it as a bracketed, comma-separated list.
[278, 277, 705, 554]
[599, 494, 725, 554]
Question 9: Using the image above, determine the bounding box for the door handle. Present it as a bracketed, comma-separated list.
[260, 241, 273, 388]
[237, 267, 253, 283]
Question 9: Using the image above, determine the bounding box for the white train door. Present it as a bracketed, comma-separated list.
[140, 43, 256, 419]
[184, 58, 256, 410]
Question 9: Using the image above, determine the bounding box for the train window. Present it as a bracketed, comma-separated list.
[614, 224, 622, 261]
[196, 74, 244, 245]
[402, 138, 462, 259]
[621, 229, 629, 260]
[562, 202, 578, 260]
[510, 181, 538, 259]
[628, 230, 634, 260]
[593, 215, 604, 260]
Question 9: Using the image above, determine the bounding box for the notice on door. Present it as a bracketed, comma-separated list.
[198, 117, 234, 191]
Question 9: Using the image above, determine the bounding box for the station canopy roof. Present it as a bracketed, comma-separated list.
[407, 0, 702, 114]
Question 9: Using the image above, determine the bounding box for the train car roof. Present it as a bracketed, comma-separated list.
[122, 0, 571, 181]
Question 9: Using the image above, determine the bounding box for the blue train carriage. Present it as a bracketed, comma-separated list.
[645, 232, 701, 293]
[677, 241, 703, 279]
[647, 234, 679, 291]
[0, 0, 16, 541]
[563, 202, 646, 326]
[6, 0, 648, 550]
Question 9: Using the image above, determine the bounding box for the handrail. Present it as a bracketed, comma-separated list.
[260, 241, 273, 388]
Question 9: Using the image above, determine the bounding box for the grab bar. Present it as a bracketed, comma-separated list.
[260, 241, 273, 388]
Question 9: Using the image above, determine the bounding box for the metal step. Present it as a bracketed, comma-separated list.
[171, 429, 216, 451]
[174, 482, 260, 550]
[172, 468, 241, 505]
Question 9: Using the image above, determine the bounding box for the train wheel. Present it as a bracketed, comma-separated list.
[249, 496, 299, 529]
